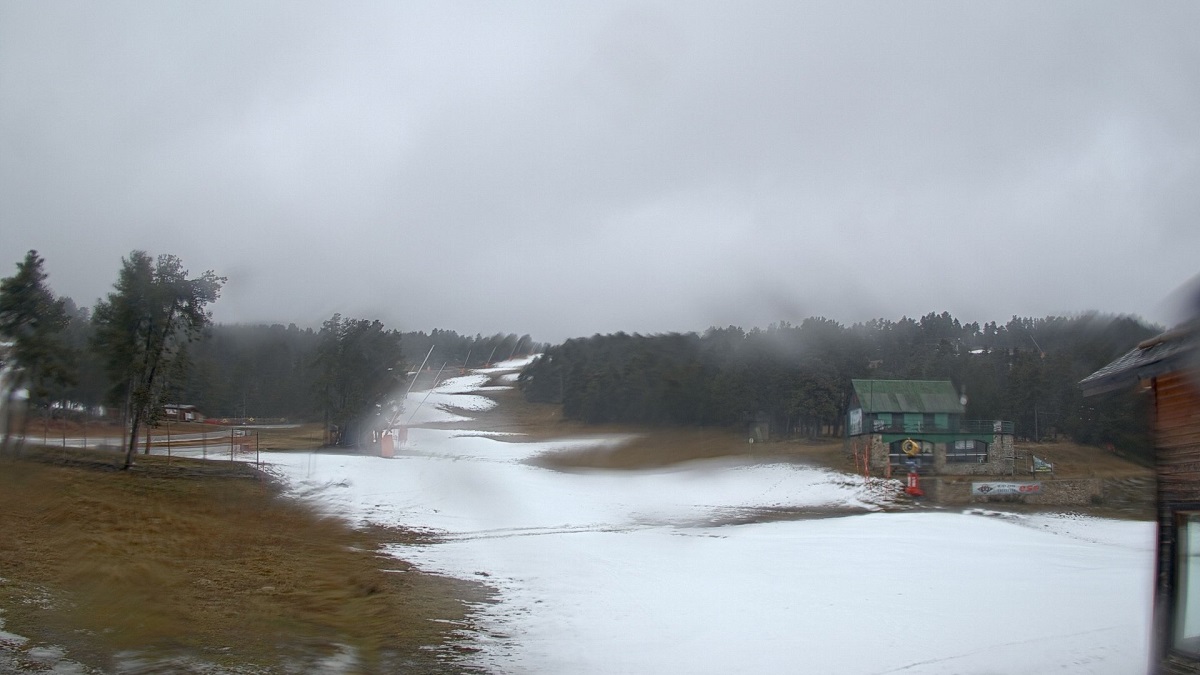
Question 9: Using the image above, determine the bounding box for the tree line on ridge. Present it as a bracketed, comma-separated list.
[518, 314, 1157, 460]
[0, 249, 534, 459]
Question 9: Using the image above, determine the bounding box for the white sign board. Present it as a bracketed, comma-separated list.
[849, 409, 862, 436]
[971, 482, 1042, 496]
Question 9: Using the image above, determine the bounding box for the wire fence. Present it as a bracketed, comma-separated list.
[16, 422, 266, 468]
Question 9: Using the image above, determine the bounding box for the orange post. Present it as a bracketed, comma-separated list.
[905, 472, 924, 497]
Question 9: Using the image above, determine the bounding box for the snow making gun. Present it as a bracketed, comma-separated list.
[902, 438, 925, 497]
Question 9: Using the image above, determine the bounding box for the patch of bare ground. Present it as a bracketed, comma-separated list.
[0, 446, 488, 673]
[530, 428, 834, 471]
[977, 441, 1156, 520]
[242, 423, 326, 452]
[1011, 440, 1152, 479]
[19, 417, 216, 439]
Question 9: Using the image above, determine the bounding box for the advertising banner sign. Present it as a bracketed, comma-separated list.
[971, 482, 1042, 496]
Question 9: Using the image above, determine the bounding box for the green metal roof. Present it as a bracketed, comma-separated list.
[851, 379, 964, 414]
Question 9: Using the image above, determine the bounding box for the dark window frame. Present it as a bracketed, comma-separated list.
[1171, 508, 1200, 659]
[887, 439, 934, 470]
[946, 439, 990, 464]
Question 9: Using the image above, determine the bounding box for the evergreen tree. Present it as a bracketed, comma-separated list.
[314, 314, 405, 446]
[0, 250, 72, 454]
[92, 251, 224, 469]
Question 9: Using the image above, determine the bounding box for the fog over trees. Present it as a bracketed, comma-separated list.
[520, 313, 1157, 460]
[0, 250, 1159, 458]
[0, 249, 539, 449]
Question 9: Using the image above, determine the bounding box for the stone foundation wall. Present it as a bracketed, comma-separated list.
[847, 433, 1017, 476]
[928, 477, 1102, 506]
[844, 435, 889, 474]
[936, 434, 1015, 475]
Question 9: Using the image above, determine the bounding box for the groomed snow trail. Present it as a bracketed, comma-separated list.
[264, 360, 1154, 674]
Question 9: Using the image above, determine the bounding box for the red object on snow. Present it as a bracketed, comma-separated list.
[905, 471, 925, 497]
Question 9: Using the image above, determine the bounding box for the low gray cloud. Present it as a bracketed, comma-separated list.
[2, 1, 1197, 342]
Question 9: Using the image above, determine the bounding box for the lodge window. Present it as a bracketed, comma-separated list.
[1175, 512, 1200, 656]
[946, 439, 989, 463]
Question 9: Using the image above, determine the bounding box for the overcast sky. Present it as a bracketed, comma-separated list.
[2, 2, 1198, 342]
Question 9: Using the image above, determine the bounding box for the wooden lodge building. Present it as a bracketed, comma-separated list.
[1082, 322, 1200, 674]
[844, 379, 1015, 476]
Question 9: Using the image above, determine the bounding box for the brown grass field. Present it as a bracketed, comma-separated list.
[1009, 440, 1153, 478]
[242, 423, 327, 451]
[0, 446, 486, 673]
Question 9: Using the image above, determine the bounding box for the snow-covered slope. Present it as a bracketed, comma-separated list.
[264, 370, 1154, 675]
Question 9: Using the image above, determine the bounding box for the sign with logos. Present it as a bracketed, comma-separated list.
[971, 482, 1042, 496]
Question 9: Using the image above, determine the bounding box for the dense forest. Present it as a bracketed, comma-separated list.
[518, 313, 1158, 458]
[0, 249, 1162, 458]
[0, 249, 535, 451]
[57, 319, 532, 423]
[173, 325, 534, 422]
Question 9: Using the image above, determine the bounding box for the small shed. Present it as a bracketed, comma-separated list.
[162, 404, 203, 423]
[1081, 321, 1200, 674]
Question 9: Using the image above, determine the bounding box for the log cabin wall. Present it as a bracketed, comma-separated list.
[1155, 371, 1200, 674]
